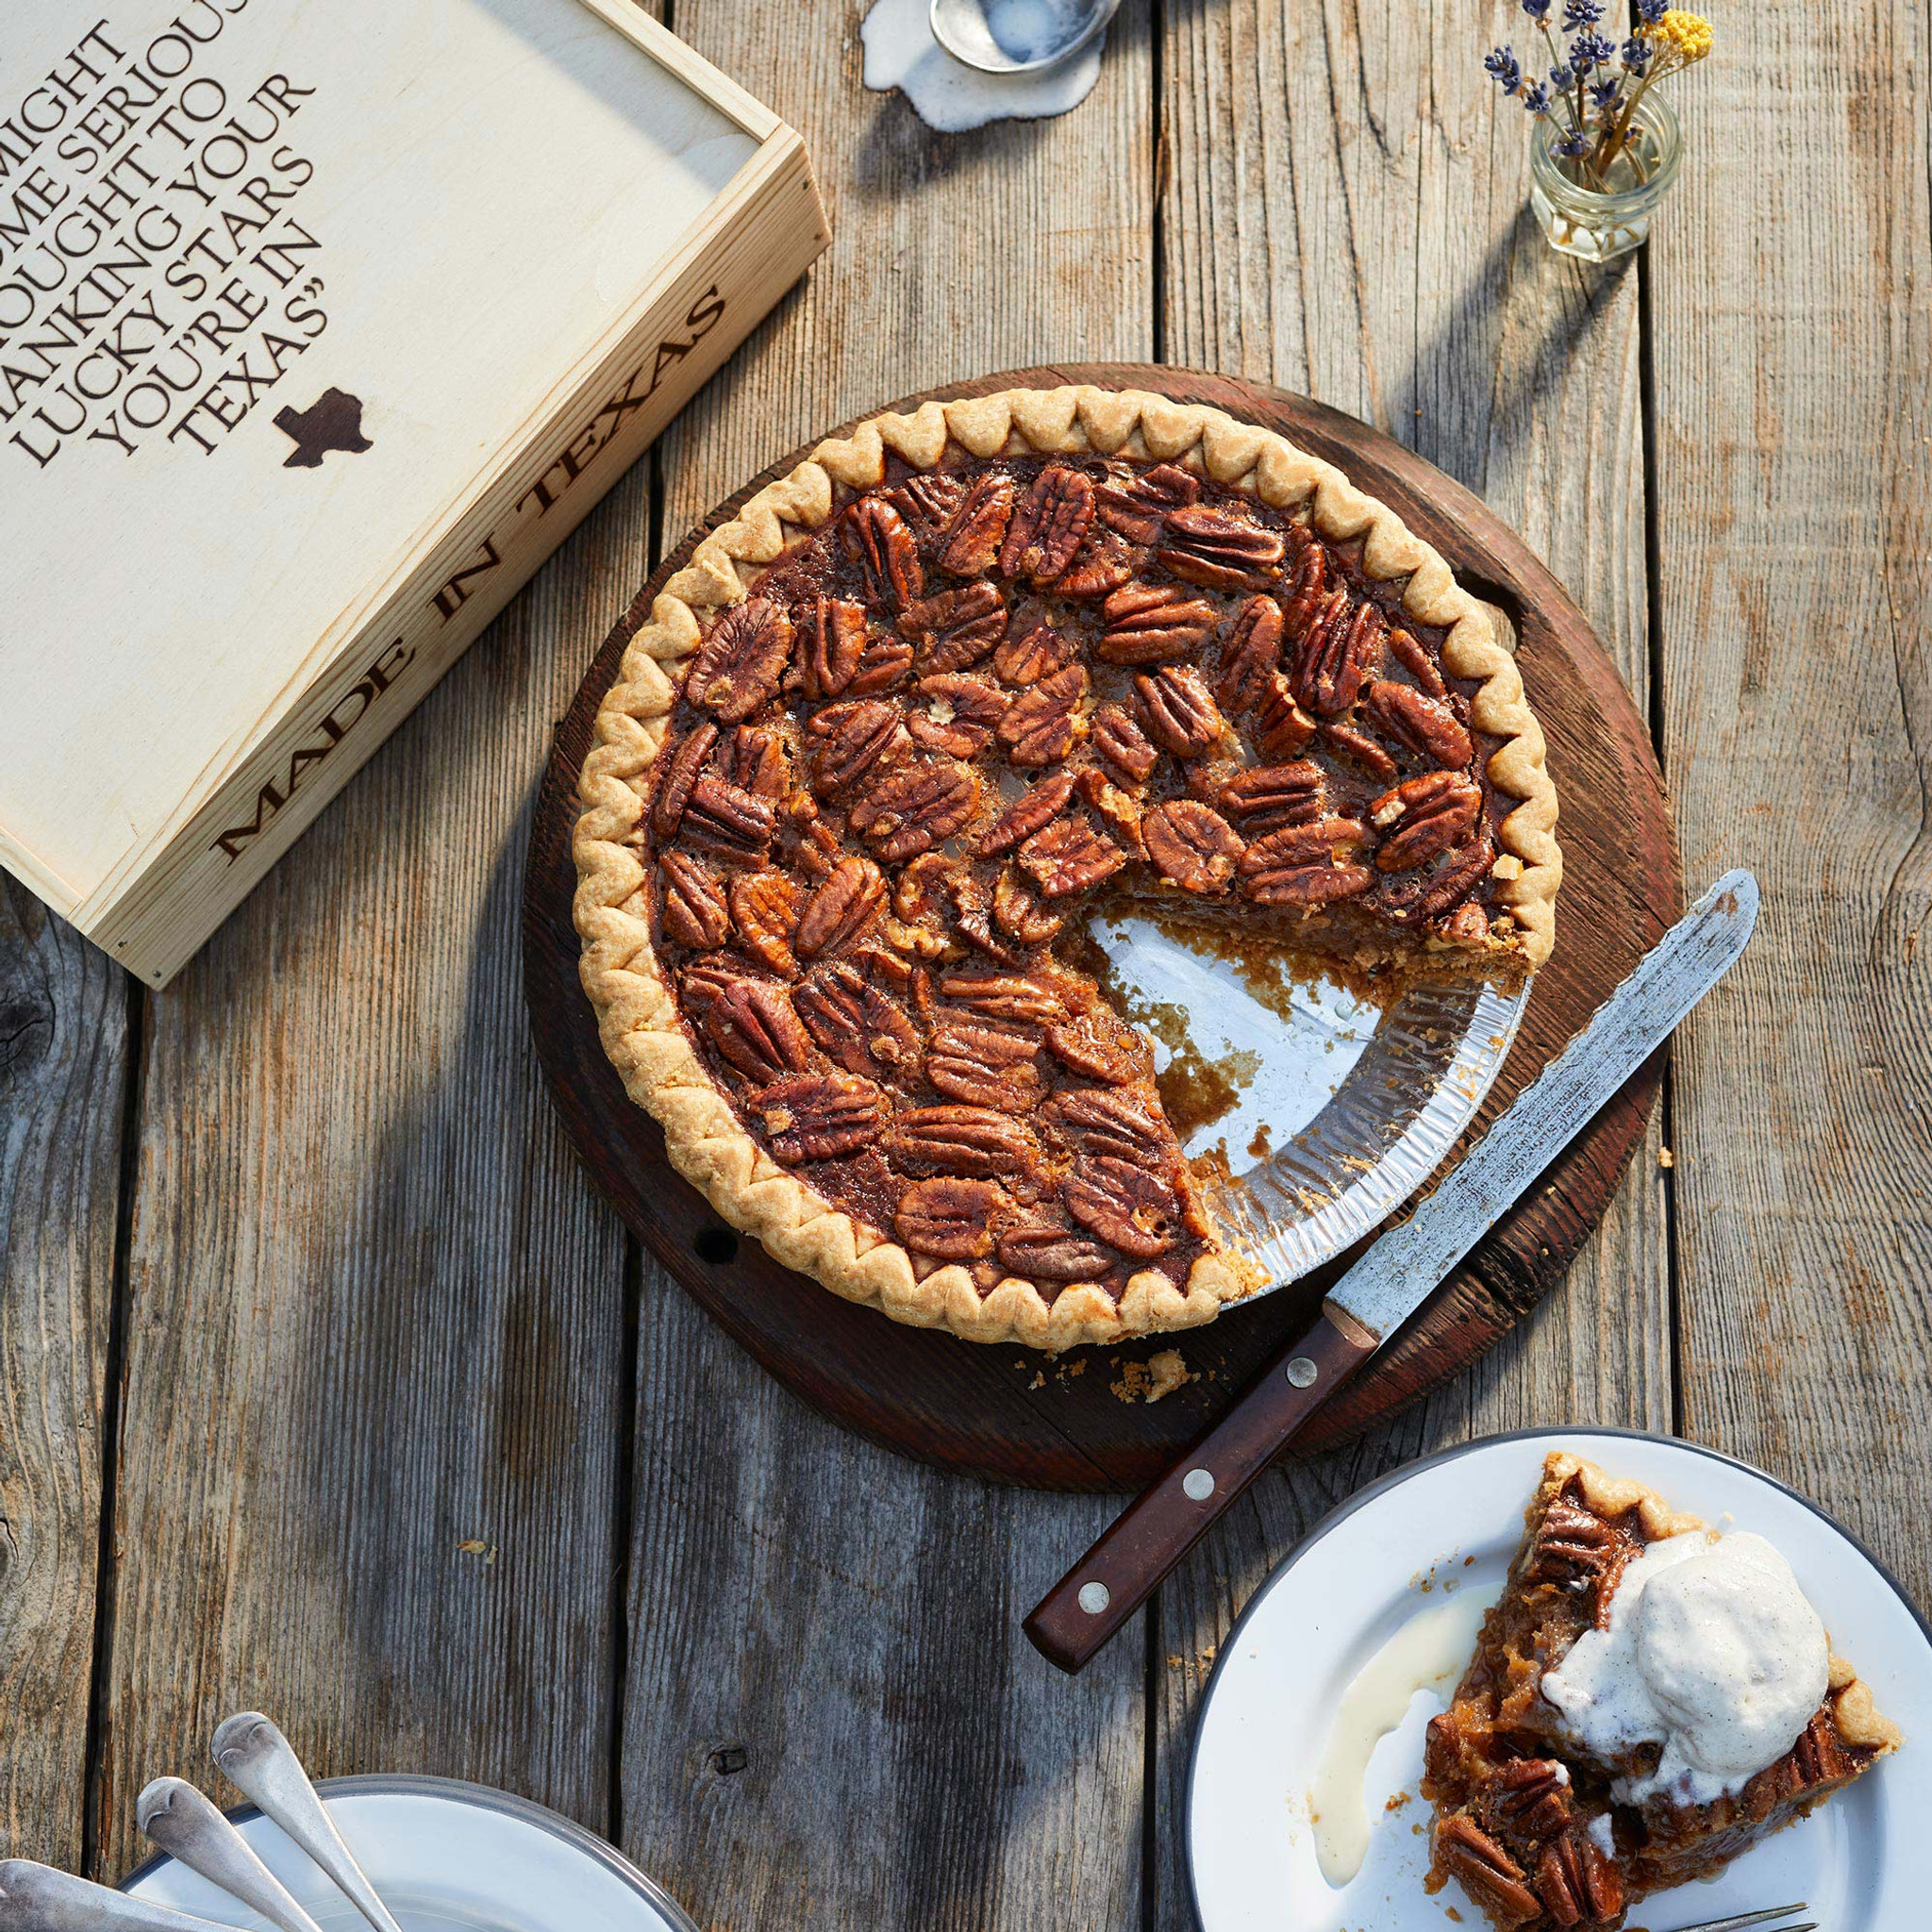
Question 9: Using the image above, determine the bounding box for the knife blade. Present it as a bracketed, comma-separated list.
[1023, 869, 1758, 1674]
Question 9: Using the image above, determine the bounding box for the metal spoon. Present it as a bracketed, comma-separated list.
[208, 1716, 403, 1932]
[136, 1779, 325, 1932]
[0, 1861, 240, 1932]
[927, 0, 1122, 74]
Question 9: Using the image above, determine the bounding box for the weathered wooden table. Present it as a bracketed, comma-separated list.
[4, 4, 1926, 1925]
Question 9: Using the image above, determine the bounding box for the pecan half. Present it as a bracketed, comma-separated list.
[909, 673, 1009, 757]
[1134, 666, 1227, 757]
[975, 771, 1077, 858]
[1252, 675, 1318, 758]
[993, 869, 1062, 945]
[1278, 528, 1329, 639]
[936, 472, 1015, 576]
[1524, 1498, 1620, 1586]
[1143, 800, 1243, 891]
[1218, 760, 1324, 834]
[686, 598, 792, 722]
[927, 1021, 1044, 1111]
[939, 972, 1068, 1028]
[1156, 502, 1285, 591]
[1051, 1087, 1175, 1167]
[795, 856, 887, 958]
[1214, 595, 1286, 714]
[949, 872, 1027, 967]
[1489, 1758, 1574, 1840]
[887, 1106, 1038, 1178]
[1098, 583, 1217, 665]
[1373, 831, 1495, 926]
[729, 869, 804, 976]
[1091, 703, 1160, 785]
[681, 775, 777, 863]
[1074, 768, 1145, 854]
[1388, 622, 1449, 697]
[658, 851, 729, 948]
[1321, 720, 1398, 780]
[1362, 678, 1474, 769]
[801, 595, 867, 698]
[889, 472, 965, 536]
[1534, 1828, 1623, 1928]
[807, 699, 909, 798]
[1055, 533, 1133, 600]
[993, 622, 1074, 688]
[846, 633, 915, 694]
[1436, 1818, 1541, 1926]
[1044, 1005, 1154, 1084]
[1369, 772, 1482, 873]
[793, 962, 923, 1082]
[894, 1176, 1005, 1260]
[897, 581, 1008, 672]
[650, 723, 719, 839]
[996, 662, 1088, 767]
[718, 724, 787, 798]
[842, 497, 923, 608]
[700, 978, 814, 1081]
[1094, 461, 1200, 543]
[750, 1073, 885, 1164]
[1064, 1156, 1180, 1258]
[999, 464, 1095, 584]
[1291, 591, 1383, 716]
[1018, 815, 1125, 898]
[996, 1224, 1117, 1282]
[850, 760, 980, 862]
[1792, 1709, 1855, 1786]
[1238, 818, 1372, 908]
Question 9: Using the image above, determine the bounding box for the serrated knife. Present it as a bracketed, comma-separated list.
[1024, 868, 1758, 1674]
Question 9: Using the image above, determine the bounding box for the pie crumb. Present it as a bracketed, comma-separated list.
[1111, 1348, 1194, 1404]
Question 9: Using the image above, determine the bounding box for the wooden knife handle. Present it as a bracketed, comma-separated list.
[1023, 1302, 1379, 1674]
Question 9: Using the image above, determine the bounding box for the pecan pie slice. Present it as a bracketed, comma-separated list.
[575, 387, 1562, 1346]
[1423, 1453, 1901, 1930]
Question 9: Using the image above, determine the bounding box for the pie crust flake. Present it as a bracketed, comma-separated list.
[573, 387, 1562, 1346]
[1423, 1451, 1901, 1929]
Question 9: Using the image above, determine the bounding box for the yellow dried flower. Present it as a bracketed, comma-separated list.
[1650, 9, 1714, 68]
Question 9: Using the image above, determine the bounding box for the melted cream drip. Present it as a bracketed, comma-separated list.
[1541, 1529, 1829, 1807]
[1310, 1586, 1500, 1888]
[859, 0, 1105, 133]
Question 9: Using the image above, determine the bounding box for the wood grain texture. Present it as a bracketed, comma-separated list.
[1651, 13, 1932, 1606]
[610, 7, 1155, 1926]
[1149, 4, 1668, 1923]
[524, 365, 1675, 1491]
[87, 475, 645, 1878]
[0, 883, 125, 1871]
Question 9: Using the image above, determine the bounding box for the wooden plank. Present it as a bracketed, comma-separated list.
[0, 886, 125, 1872]
[612, 8, 1157, 1926]
[1651, 21, 1932, 1604]
[89, 475, 643, 1878]
[1151, 4, 1666, 1922]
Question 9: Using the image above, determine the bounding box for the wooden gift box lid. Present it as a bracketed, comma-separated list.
[0, 0, 827, 986]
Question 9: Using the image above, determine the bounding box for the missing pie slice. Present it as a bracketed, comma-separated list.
[1422, 1451, 1902, 1929]
[573, 386, 1561, 1345]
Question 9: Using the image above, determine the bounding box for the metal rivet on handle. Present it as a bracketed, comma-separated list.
[1182, 1468, 1215, 1501]
[1078, 1580, 1111, 1614]
[1285, 1356, 1319, 1388]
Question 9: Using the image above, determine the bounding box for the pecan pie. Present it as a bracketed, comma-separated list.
[574, 387, 1561, 1345]
[1423, 1452, 1901, 1929]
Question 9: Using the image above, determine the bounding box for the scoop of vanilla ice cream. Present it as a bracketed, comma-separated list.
[1541, 1529, 1829, 1807]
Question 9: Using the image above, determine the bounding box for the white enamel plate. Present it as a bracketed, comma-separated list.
[123, 1777, 698, 1932]
[1187, 1429, 1932, 1932]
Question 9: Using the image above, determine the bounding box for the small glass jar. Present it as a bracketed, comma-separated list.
[1529, 94, 1682, 263]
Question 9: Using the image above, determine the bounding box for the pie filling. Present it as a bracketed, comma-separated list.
[640, 449, 1537, 1303]
[1422, 1455, 1900, 1929]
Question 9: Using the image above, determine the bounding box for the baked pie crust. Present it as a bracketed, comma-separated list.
[573, 387, 1561, 1346]
[1423, 1451, 1902, 1929]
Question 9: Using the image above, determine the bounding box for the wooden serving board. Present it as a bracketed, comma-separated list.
[522, 364, 1680, 1492]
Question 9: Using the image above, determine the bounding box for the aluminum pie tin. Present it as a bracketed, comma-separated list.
[1089, 912, 1530, 1297]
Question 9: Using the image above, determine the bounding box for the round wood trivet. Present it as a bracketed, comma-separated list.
[522, 365, 1680, 1492]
